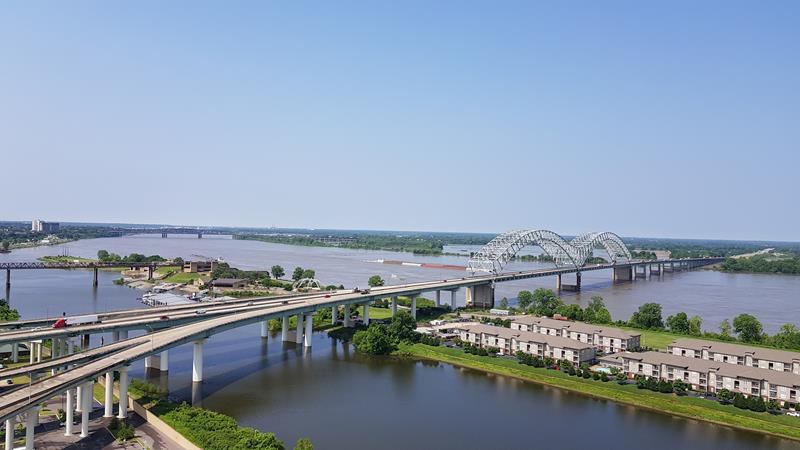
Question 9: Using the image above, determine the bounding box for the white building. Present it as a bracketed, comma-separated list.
[511, 316, 641, 353]
[667, 338, 800, 375]
[458, 324, 595, 365]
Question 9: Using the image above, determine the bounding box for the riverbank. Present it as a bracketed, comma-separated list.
[399, 343, 800, 442]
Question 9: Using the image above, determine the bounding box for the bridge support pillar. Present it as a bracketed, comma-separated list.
[450, 289, 458, 309]
[65, 387, 75, 435]
[556, 274, 562, 290]
[411, 296, 417, 320]
[76, 383, 83, 413]
[147, 266, 154, 280]
[192, 340, 205, 383]
[162, 232, 167, 238]
[296, 314, 305, 342]
[343, 305, 351, 327]
[260, 320, 269, 338]
[363, 303, 370, 326]
[160, 350, 169, 372]
[465, 284, 495, 308]
[118, 366, 129, 418]
[5, 268, 9, 288]
[25, 406, 38, 450]
[391, 297, 397, 316]
[12, 342, 18, 363]
[561, 273, 582, 292]
[104, 372, 114, 417]
[304, 313, 314, 347]
[93, 267, 99, 286]
[5, 418, 13, 449]
[634, 265, 647, 279]
[435, 290, 441, 306]
[80, 380, 93, 437]
[281, 316, 289, 341]
[613, 266, 633, 283]
[331, 306, 337, 325]
[198, 233, 202, 239]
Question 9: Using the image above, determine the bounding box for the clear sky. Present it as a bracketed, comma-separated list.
[1, 2, 798, 241]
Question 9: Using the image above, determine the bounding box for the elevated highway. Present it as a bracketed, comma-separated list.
[0, 255, 723, 447]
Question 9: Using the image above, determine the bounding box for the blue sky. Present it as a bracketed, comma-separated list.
[1, 2, 798, 240]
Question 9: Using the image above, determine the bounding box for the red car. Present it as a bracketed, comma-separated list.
[52, 318, 67, 329]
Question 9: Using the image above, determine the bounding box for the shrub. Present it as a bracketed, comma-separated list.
[600, 372, 609, 382]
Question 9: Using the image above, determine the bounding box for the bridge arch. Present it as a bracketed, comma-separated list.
[292, 278, 324, 291]
[467, 230, 631, 273]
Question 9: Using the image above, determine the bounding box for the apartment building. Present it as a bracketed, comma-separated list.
[667, 338, 800, 375]
[458, 324, 595, 365]
[600, 351, 800, 405]
[511, 316, 641, 353]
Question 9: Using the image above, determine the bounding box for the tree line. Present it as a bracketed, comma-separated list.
[721, 254, 800, 275]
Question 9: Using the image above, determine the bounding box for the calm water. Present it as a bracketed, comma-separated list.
[2, 235, 800, 449]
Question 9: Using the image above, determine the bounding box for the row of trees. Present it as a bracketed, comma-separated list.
[291, 267, 315, 281]
[513, 352, 615, 381]
[504, 288, 798, 352]
[634, 375, 688, 394]
[513, 289, 613, 324]
[717, 389, 781, 412]
[721, 254, 800, 275]
[96, 250, 168, 263]
[626, 303, 799, 350]
[352, 311, 419, 355]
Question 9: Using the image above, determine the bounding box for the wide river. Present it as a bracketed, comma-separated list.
[2, 235, 799, 449]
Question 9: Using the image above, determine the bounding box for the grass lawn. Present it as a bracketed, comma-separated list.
[400, 343, 800, 442]
[361, 306, 393, 320]
[163, 272, 201, 284]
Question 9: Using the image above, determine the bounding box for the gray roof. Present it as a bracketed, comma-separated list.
[669, 338, 800, 364]
[616, 351, 800, 388]
[512, 315, 640, 340]
[461, 324, 593, 351]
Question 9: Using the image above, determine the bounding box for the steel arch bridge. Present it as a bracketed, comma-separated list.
[467, 230, 632, 273]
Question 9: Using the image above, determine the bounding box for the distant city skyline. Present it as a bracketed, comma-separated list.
[2, 2, 798, 241]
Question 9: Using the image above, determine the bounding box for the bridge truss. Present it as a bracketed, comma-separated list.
[467, 230, 632, 274]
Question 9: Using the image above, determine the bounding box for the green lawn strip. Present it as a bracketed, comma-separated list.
[401, 344, 800, 441]
[359, 306, 393, 320]
[163, 272, 201, 284]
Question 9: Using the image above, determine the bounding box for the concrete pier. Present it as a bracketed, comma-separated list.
[343, 304, 351, 327]
[363, 303, 370, 326]
[118, 366, 129, 418]
[435, 290, 441, 306]
[80, 380, 93, 437]
[391, 296, 397, 316]
[304, 313, 313, 347]
[5, 418, 13, 449]
[465, 284, 495, 308]
[281, 316, 289, 341]
[25, 406, 39, 450]
[192, 340, 205, 383]
[65, 388, 75, 435]
[296, 314, 304, 342]
[411, 296, 417, 320]
[260, 320, 269, 338]
[613, 266, 633, 283]
[450, 289, 458, 309]
[104, 372, 114, 417]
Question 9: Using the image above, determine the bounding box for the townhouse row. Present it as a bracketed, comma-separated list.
[667, 338, 800, 375]
[509, 315, 641, 353]
[458, 324, 596, 366]
[600, 351, 800, 405]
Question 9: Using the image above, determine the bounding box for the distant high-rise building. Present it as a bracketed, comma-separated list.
[31, 219, 60, 233]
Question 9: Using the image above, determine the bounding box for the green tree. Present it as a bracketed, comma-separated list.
[517, 290, 534, 310]
[629, 303, 664, 329]
[271, 265, 285, 279]
[301, 269, 316, 279]
[531, 288, 563, 317]
[294, 438, 313, 450]
[499, 297, 509, 309]
[688, 315, 702, 336]
[368, 275, 385, 287]
[556, 303, 583, 320]
[1, 241, 9, 251]
[292, 267, 304, 281]
[733, 313, 763, 343]
[97, 249, 110, 260]
[0, 300, 21, 322]
[771, 324, 800, 350]
[719, 319, 733, 339]
[353, 324, 396, 355]
[173, 256, 184, 266]
[387, 311, 417, 342]
[666, 312, 691, 334]
[584, 296, 612, 324]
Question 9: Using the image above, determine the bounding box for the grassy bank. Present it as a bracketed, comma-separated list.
[399, 344, 800, 442]
[126, 379, 294, 449]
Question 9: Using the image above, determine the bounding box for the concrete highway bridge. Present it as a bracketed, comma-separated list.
[1, 261, 182, 288]
[0, 229, 724, 448]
